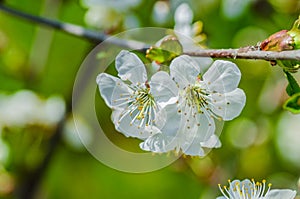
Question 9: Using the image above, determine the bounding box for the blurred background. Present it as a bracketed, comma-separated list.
[0, 0, 300, 198]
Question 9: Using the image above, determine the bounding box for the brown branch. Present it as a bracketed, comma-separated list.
[184, 48, 300, 61]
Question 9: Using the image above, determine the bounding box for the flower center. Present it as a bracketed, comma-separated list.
[178, 82, 223, 122]
[218, 179, 272, 199]
[185, 85, 209, 114]
[118, 86, 157, 129]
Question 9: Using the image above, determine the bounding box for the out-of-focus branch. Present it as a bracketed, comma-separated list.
[16, 114, 67, 199]
[0, 3, 149, 50]
[1, 3, 300, 62]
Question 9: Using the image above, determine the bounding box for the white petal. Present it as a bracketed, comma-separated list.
[174, 3, 193, 25]
[182, 140, 206, 156]
[115, 50, 147, 84]
[203, 60, 241, 93]
[179, 107, 216, 156]
[96, 73, 133, 109]
[150, 71, 179, 104]
[266, 189, 297, 199]
[140, 103, 181, 153]
[195, 112, 216, 142]
[209, 88, 246, 121]
[170, 55, 200, 88]
[111, 109, 151, 139]
[191, 56, 213, 73]
[216, 197, 226, 199]
[140, 133, 178, 153]
[201, 134, 221, 148]
[177, 35, 213, 72]
[155, 103, 181, 136]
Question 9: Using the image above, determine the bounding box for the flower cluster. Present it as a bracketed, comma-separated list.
[217, 179, 297, 199]
[96, 50, 246, 156]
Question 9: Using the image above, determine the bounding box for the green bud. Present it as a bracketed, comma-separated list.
[260, 16, 300, 72]
[287, 15, 300, 50]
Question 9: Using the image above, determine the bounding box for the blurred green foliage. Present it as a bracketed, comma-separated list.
[0, 0, 300, 199]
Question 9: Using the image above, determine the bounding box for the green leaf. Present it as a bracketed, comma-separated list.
[278, 60, 300, 73]
[284, 71, 300, 96]
[160, 37, 183, 56]
[146, 36, 183, 64]
[146, 48, 176, 64]
[283, 93, 300, 114]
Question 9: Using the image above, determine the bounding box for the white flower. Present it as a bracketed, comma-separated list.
[82, 0, 141, 11]
[96, 50, 179, 139]
[0, 90, 65, 127]
[84, 6, 122, 30]
[217, 179, 297, 199]
[81, 0, 141, 29]
[174, 3, 194, 38]
[173, 3, 212, 71]
[141, 55, 246, 156]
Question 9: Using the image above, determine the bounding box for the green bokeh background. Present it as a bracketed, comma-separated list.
[0, 0, 300, 198]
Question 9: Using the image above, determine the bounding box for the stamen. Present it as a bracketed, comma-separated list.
[218, 179, 272, 199]
[118, 86, 158, 130]
[218, 184, 230, 199]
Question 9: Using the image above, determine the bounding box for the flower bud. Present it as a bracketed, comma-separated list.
[260, 16, 300, 51]
[260, 30, 294, 51]
[287, 16, 300, 49]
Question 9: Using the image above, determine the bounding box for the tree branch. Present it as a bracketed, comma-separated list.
[184, 48, 300, 61]
[1, 3, 300, 62]
[0, 3, 149, 50]
[16, 114, 67, 199]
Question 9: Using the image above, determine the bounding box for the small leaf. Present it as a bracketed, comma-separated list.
[278, 60, 300, 73]
[283, 93, 300, 114]
[160, 37, 183, 56]
[146, 47, 175, 64]
[146, 36, 183, 64]
[284, 71, 300, 96]
[286, 83, 294, 96]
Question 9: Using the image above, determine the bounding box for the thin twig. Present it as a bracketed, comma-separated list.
[1, 3, 300, 62]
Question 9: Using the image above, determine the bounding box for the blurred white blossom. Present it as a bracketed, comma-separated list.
[174, 3, 194, 37]
[152, 1, 170, 25]
[81, 0, 141, 30]
[173, 3, 210, 71]
[63, 116, 92, 151]
[0, 90, 65, 164]
[84, 6, 122, 30]
[276, 112, 300, 168]
[82, 0, 141, 11]
[0, 90, 65, 127]
[222, 0, 253, 19]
